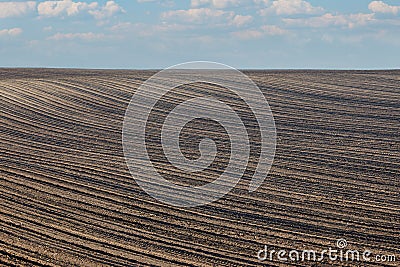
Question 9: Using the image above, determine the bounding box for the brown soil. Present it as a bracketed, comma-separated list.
[1, 69, 399, 266]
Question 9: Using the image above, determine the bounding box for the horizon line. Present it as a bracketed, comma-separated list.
[1, 66, 399, 71]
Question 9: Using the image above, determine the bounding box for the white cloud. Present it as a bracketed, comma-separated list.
[108, 22, 195, 38]
[191, 0, 208, 7]
[262, 0, 324, 15]
[137, 0, 174, 7]
[48, 32, 105, 40]
[152, 23, 195, 32]
[191, 0, 266, 8]
[0, 28, 23, 37]
[108, 22, 133, 32]
[37, 0, 123, 19]
[261, 25, 288, 35]
[232, 29, 263, 39]
[88, 1, 124, 20]
[322, 30, 388, 44]
[37, 0, 98, 17]
[232, 25, 288, 39]
[0, 1, 36, 18]
[161, 8, 232, 23]
[43, 26, 53, 31]
[231, 15, 253, 26]
[191, 0, 242, 8]
[283, 13, 375, 29]
[162, 8, 251, 27]
[253, 0, 269, 4]
[368, 1, 400, 14]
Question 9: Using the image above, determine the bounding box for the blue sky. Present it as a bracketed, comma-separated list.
[0, 0, 399, 69]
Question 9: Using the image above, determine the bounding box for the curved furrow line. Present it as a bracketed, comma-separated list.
[3, 144, 400, 222]
[2, 140, 398, 193]
[2, 178, 396, 260]
[1, 79, 127, 120]
[2, 165, 396, 241]
[4, 122, 399, 171]
[2, 145, 399, 220]
[3, 90, 396, 150]
[0, 222, 168, 267]
[3, 134, 400, 178]
[2, 123, 398, 191]
[0, 207, 255, 267]
[1, 70, 399, 266]
[3, 200, 390, 267]
[0, 242, 56, 267]
[0, 84, 121, 128]
[256, 76, 400, 103]
[2, 146, 396, 223]
[0, 189, 268, 265]
[287, 74, 400, 95]
[0, 95, 120, 137]
[2, 165, 396, 245]
[2, 177, 397, 251]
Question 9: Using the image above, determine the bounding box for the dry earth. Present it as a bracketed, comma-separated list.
[0, 69, 399, 266]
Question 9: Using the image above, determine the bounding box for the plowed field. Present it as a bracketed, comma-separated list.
[1, 69, 399, 266]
